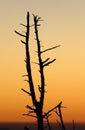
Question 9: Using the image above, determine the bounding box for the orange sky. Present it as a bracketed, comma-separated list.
[0, 0, 85, 123]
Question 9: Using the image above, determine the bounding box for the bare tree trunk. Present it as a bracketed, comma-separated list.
[37, 112, 43, 130]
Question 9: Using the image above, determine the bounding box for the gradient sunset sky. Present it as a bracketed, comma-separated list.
[0, 0, 85, 123]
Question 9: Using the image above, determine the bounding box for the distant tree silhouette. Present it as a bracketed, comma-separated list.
[15, 12, 60, 130]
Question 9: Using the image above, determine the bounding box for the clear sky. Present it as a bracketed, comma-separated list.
[0, 0, 85, 123]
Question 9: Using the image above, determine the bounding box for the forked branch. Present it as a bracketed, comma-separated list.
[43, 59, 56, 67]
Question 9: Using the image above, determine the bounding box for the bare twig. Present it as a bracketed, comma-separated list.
[41, 45, 60, 54]
[20, 23, 27, 27]
[21, 88, 32, 96]
[15, 30, 26, 37]
[42, 58, 50, 64]
[23, 113, 37, 118]
[43, 59, 56, 67]
[26, 105, 36, 111]
[21, 40, 26, 44]
[24, 80, 29, 83]
[22, 74, 28, 77]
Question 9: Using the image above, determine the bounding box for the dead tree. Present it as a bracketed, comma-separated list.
[15, 12, 60, 130]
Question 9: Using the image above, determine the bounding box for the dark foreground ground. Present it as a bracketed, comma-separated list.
[0, 122, 85, 130]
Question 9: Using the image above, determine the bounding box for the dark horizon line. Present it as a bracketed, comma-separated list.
[0, 121, 85, 124]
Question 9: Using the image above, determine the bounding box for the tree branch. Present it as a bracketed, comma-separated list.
[21, 40, 26, 44]
[43, 101, 62, 118]
[15, 30, 26, 37]
[31, 61, 39, 65]
[21, 88, 32, 96]
[24, 79, 29, 83]
[25, 12, 37, 106]
[28, 110, 35, 114]
[42, 58, 50, 64]
[34, 14, 45, 106]
[23, 113, 37, 118]
[20, 23, 27, 27]
[55, 102, 66, 130]
[22, 74, 28, 77]
[26, 105, 36, 111]
[43, 59, 56, 67]
[41, 45, 60, 54]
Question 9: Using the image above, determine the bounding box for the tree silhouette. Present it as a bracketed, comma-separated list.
[15, 12, 60, 130]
